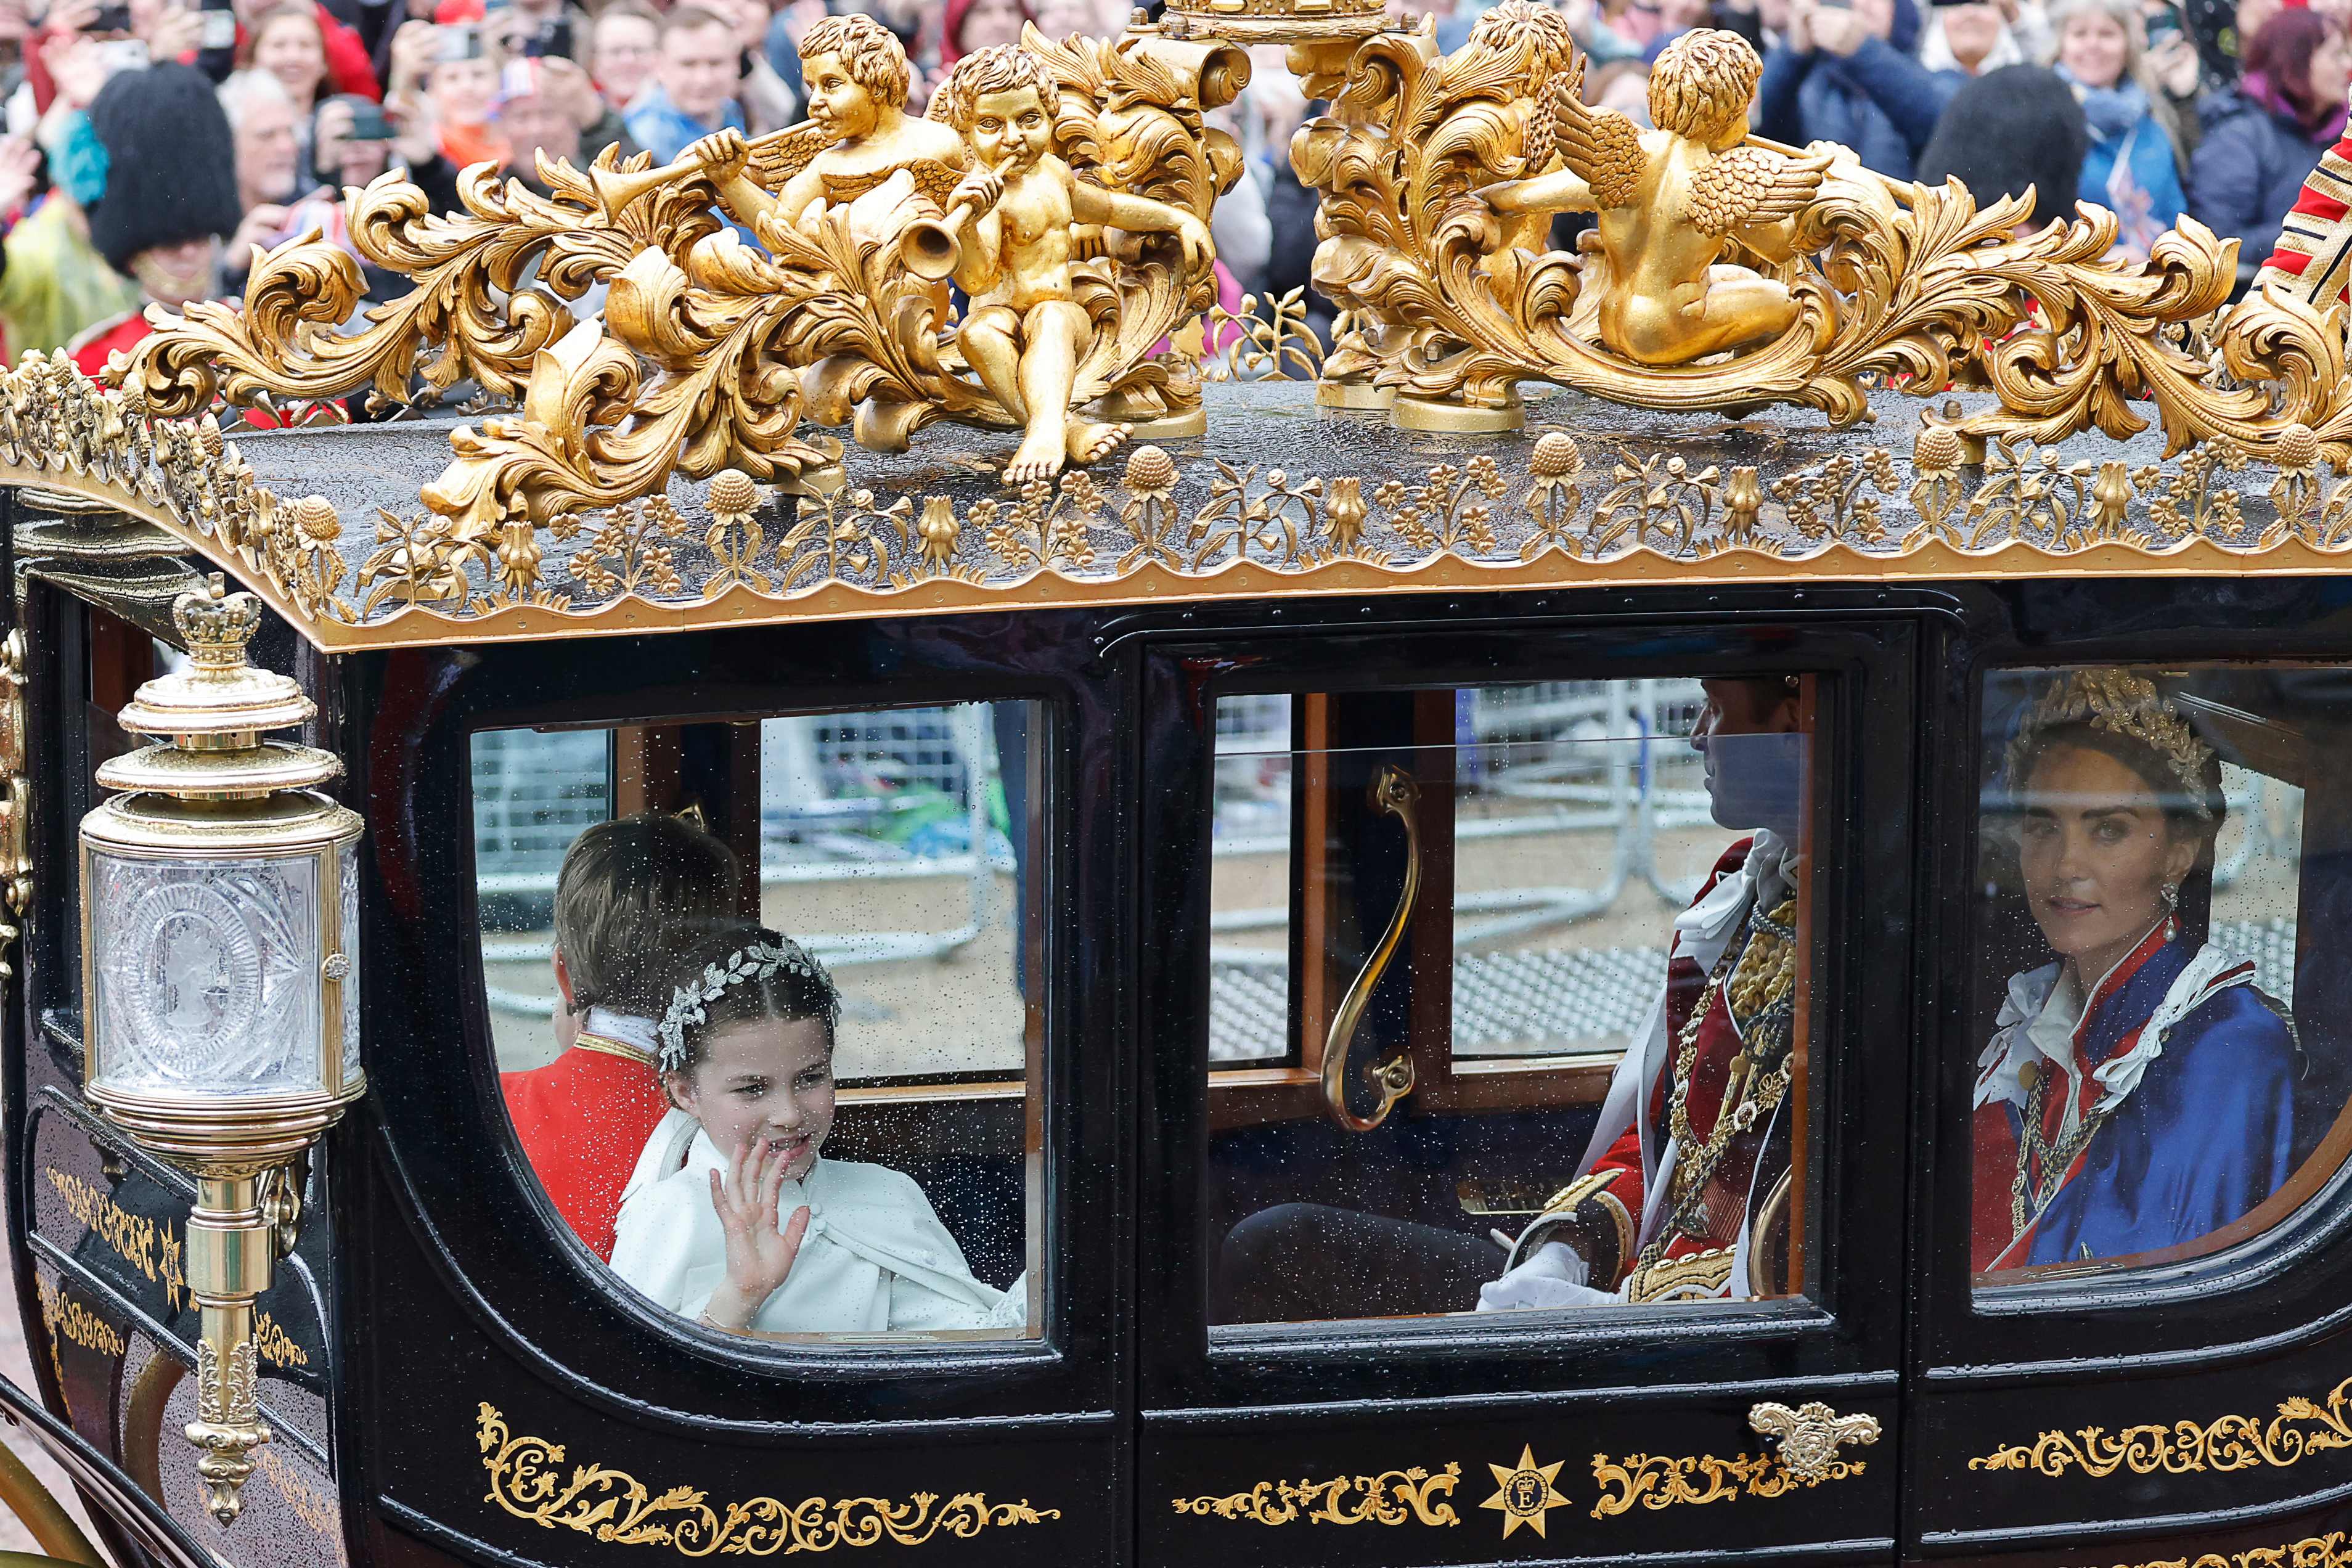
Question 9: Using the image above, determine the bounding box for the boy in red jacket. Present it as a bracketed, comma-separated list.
[500, 812, 743, 1259]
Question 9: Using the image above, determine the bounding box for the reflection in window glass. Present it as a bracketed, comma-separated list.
[474, 703, 1041, 1341]
[1451, 681, 1720, 1063]
[1971, 668, 2325, 1286]
[1208, 677, 1819, 1326]
[1209, 696, 1294, 1065]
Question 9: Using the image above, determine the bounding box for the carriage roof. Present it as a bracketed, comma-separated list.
[2, 367, 2333, 656]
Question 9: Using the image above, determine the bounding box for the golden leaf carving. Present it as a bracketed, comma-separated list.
[476, 1403, 1061, 1554]
[1170, 1463, 1462, 1526]
[1588, 1447, 1865, 1519]
[1969, 1374, 2352, 1477]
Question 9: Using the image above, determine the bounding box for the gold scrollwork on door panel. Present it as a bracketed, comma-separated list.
[1588, 1448, 1867, 1519]
[0, 627, 27, 980]
[44, 1167, 186, 1310]
[35, 1275, 124, 1357]
[1969, 1375, 2352, 1477]
[253, 1447, 340, 1541]
[251, 1310, 308, 1370]
[476, 1405, 1061, 1554]
[2083, 1530, 2352, 1567]
[1170, 1463, 1462, 1527]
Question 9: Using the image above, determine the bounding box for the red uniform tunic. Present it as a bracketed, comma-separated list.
[500, 1037, 671, 1260]
[2259, 130, 2352, 304]
[1586, 839, 1781, 1286]
[67, 310, 150, 380]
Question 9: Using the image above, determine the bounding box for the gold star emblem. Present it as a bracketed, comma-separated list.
[1482, 1445, 1570, 1540]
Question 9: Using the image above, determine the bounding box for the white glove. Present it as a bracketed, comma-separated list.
[1475, 1241, 1619, 1312]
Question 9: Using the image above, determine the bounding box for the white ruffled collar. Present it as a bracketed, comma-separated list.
[1672, 828, 1796, 971]
[580, 1007, 661, 1056]
[1974, 929, 2250, 1119]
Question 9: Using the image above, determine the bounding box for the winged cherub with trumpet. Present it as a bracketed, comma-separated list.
[926, 44, 1214, 483]
[677, 12, 970, 247]
[1477, 28, 1832, 367]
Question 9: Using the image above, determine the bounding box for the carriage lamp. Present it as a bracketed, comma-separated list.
[78, 575, 363, 1527]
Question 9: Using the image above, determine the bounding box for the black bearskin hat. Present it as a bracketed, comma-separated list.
[86, 63, 243, 276]
[1916, 65, 2090, 228]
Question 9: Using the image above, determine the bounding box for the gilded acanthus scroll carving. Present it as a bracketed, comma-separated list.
[102, 2, 2352, 549]
[1289, 19, 2352, 462]
[115, 14, 1238, 531]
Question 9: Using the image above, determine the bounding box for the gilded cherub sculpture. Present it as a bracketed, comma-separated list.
[1292, 0, 1580, 409]
[679, 14, 969, 248]
[1478, 28, 1831, 367]
[926, 44, 1214, 482]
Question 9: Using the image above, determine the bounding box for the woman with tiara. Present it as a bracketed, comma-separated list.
[609, 923, 1024, 1334]
[1972, 668, 2297, 1274]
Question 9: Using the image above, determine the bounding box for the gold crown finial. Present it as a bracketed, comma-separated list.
[174, 574, 263, 673]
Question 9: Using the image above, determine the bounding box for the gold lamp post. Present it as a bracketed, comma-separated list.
[78, 574, 362, 1526]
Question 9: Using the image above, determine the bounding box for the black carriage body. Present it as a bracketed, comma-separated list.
[21, 523, 2352, 1567]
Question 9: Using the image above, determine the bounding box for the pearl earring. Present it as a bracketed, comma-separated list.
[2161, 881, 2180, 910]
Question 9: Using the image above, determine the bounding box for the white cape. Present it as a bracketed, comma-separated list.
[610, 1111, 1026, 1333]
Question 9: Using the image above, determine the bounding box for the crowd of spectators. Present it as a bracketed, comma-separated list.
[0, 0, 2329, 374]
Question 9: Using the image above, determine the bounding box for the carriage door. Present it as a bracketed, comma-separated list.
[1130, 608, 1916, 1567]
[1909, 639, 2352, 1564]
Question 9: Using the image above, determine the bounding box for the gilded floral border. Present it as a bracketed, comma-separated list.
[1970, 1375, 2352, 1478]
[2081, 1530, 2352, 1567]
[13, 348, 2352, 655]
[475, 1404, 1060, 1556]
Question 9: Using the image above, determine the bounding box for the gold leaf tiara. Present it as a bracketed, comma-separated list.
[2002, 667, 2216, 820]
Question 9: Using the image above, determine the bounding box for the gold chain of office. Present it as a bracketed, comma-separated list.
[1644, 894, 1800, 1269]
[2009, 1060, 2115, 1239]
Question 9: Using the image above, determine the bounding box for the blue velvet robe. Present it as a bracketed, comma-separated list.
[1992, 937, 2296, 1268]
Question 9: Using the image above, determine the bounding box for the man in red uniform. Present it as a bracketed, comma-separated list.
[65, 63, 244, 379]
[1481, 676, 1807, 1309]
[500, 813, 742, 1259]
[1212, 677, 1808, 1323]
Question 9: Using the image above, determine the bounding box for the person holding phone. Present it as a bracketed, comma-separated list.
[1921, 0, 2031, 76]
[1756, 0, 1960, 179]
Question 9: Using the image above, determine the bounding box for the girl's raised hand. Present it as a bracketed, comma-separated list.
[699, 1137, 811, 1331]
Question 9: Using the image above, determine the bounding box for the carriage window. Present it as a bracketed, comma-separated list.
[1966, 666, 2352, 1291]
[473, 702, 1042, 1342]
[1208, 677, 1821, 1328]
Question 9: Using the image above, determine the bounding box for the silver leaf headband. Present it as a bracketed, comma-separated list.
[656, 937, 837, 1072]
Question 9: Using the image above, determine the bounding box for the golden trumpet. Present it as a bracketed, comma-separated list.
[900, 198, 985, 281]
[589, 158, 709, 225]
[900, 154, 1010, 282]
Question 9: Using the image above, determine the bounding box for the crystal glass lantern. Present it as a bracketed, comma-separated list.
[79, 574, 362, 1527]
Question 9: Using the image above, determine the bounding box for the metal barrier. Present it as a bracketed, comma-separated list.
[475, 707, 1011, 1018]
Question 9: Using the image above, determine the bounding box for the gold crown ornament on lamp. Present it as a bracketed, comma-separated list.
[78, 574, 363, 1527]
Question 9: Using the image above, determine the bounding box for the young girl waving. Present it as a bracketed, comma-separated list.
[610, 923, 1024, 1334]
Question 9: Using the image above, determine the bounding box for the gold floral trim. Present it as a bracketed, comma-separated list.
[45, 1166, 185, 1312]
[1589, 1444, 1866, 1519]
[35, 1275, 125, 1358]
[1969, 1374, 2352, 1477]
[17, 349, 2352, 654]
[476, 1403, 1061, 1554]
[2083, 1530, 2352, 1567]
[1171, 1464, 1461, 1527]
[253, 1446, 339, 1540]
[251, 1310, 309, 1371]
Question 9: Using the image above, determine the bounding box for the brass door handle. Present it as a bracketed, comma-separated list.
[1749, 1401, 1881, 1481]
[1321, 764, 1420, 1133]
